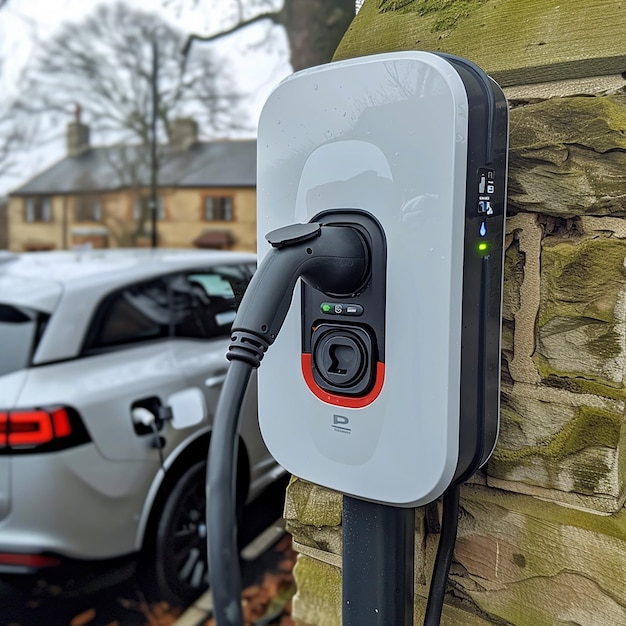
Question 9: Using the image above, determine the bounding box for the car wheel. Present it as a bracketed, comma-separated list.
[150, 460, 210, 605]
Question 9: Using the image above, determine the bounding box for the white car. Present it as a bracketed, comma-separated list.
[0, 248, 284, 603]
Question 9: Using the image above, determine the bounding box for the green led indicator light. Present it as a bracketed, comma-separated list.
[478, 242, 489, 252]
[321, 303, 332, 313]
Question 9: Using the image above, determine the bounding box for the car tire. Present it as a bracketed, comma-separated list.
[148, 460, 210, 605]
[143, 459, 245, 606]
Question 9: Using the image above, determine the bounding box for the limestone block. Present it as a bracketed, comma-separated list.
[292, 555, 342, 626]
[453, 485, 626, 625]
[336, 0, 626, 88]
[492, 214, 626, 511]
[508, 95, 626, 218]
[504, 214, 542, 385]
[536, 232, 626, 390]
[284, 477, 343, 557]
[487, 382, 626, 512]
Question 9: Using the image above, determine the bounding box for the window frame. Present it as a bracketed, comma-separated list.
[24, 196, 52, 223]
[80, 263, 254, 356]
[203, 195, 234, 222]
[74, 194, 102, 222]
[0, 304, 50, 375]
[81, 276, 171, 354]
[133, 195, 165, 221]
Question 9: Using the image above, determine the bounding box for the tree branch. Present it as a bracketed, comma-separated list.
[182, 10, 280, 56]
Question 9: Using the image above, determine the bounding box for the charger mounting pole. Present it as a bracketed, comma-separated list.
[343, 497, 415, 626]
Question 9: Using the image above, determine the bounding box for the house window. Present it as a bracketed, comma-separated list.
[75, 195, 102, 222]
[204, 196, 233, 222]
[133, 196, 164, 221]
[24, 197, 52, 223]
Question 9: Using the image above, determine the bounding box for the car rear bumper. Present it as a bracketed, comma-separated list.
[0, 444, 157, 562]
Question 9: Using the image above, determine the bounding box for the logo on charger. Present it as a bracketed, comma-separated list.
[332, 414, 351, 434]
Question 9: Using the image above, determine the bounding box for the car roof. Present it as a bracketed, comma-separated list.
[0, 249, 256, 284]
[0, 249, 256, 313]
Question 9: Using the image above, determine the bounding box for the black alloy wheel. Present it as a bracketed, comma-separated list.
[153, 461, 209, 605]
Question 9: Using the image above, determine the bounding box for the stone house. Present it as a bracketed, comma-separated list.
[0, 196, 7, 249]
[6, 117, 257, 252]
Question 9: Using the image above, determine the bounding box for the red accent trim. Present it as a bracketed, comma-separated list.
[301, 354, 385, 408]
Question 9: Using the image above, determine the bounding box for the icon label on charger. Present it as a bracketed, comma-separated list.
[477, 167, 496, 216]
[321, 302, 364, 316]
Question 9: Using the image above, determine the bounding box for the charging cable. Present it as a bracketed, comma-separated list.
[424, 484, 461, 626]
[207, 222, 369, 626]
[132, 406, 165, 468]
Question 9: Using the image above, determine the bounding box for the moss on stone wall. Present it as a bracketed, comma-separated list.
[378, 0, 489, 32]
[542, 373, 626, 401]
[508, 96, 626, 218]
[490, 404, 621, 495]
[292, 556, 342, 626]
[539, 238, 626, 327]
[456, 486, 626, 624]
[533, 236, 626, 389]
[336, 0, 626, 86]
[285, 477, 342, 528]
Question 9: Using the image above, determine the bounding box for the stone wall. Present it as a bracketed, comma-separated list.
[284, 2, 626, 624]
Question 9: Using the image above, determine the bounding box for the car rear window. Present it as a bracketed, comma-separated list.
[82, 265, 253, 354]
[85, 278, 170, 350]
[0, 304, 49, 376]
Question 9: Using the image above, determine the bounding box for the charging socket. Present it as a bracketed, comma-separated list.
[311, 323, 375, 396]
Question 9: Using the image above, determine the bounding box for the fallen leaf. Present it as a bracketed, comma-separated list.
[69, 608, 96, 626]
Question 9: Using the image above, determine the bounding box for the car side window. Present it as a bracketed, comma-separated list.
[84, 278, 170, 351]
[170, 265, 251, 340]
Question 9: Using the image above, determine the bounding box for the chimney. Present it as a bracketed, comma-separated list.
[169, 117, 198, 151]
[66, 103, 90, 157]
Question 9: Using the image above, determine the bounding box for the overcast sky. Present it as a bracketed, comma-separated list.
[0, 0, 291, 195]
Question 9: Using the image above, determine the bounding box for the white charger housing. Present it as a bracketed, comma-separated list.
[256, 51, 508, 506]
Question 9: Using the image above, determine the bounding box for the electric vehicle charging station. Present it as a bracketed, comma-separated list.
[207, 50, 508, 626]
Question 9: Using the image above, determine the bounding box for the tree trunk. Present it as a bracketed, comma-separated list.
[278, 0, 355, 71]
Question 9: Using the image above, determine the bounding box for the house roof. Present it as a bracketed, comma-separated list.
[10, 140, 257, 196]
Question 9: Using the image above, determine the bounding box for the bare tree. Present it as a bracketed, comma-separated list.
[175, 0, 355, 72]
[15, 1, 245, 145]
[11, 1, 252, 247]
[0, 61, 30, 179]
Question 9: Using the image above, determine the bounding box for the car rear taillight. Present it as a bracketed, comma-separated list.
[0, 552, 62, 568]
[0, 407, 90, 454]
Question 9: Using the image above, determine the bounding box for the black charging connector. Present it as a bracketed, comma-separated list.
[207, 222, 369, 626]
[232, 222, 368, 349]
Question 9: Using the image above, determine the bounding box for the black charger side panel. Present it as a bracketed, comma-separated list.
[440, 56, 509, 484]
